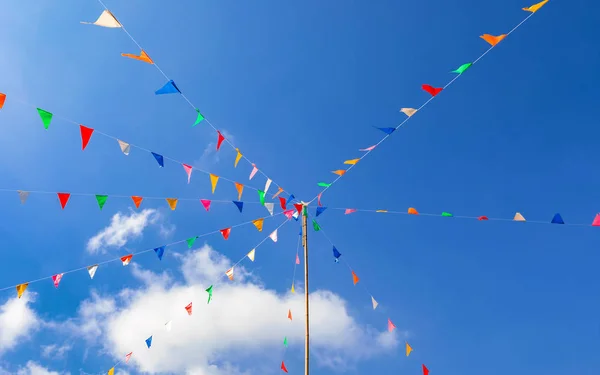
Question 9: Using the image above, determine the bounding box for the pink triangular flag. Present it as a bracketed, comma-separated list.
[283, 209, 294, 219]
[345, 208, 357, 215]
[387, 318, 396, 332]
[125, 352, 132, 363]
[200, 199, 211, 211]
[295, 253, 300, 265]
[592, 213, 600, 226]
[182, 164, 193, 184]
[317, 193, 322, 206]
[249, 164, 258, 180]
[269, 229, 278, 242]
[52, 273, 64, 288]
[359, 145, 376, 152]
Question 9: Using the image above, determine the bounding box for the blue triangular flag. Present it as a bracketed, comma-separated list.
[145, 336, 153, 348]
[376, 127, 396, 135]
[151, 152, 164, 167]
[233, 201, 244, 213]
[155, 80, 181, 95]
[288, 194, 295, 203]
[551, 213, 565, 224]
[154, 246, 165, 260]
[333, 246, 341, 262]
[316, 206, 327, 217]
[298, 227, 302, 236]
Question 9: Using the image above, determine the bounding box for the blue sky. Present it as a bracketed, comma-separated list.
[0, 0, 599, 374]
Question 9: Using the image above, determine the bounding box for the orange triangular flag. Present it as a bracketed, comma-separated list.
[351, 270, 359, 285]
[408, 207, 419, 215]
[252, 218, 264, 232]
[287, 309, 292, 320]
[406, 342, 413, 356]
[235, 182, 244, 201]
[166, 198, 178, 210]
[121, 50, 154, 64]
[523, 0, 548, 13]
[480, 34, 506, 46]
[513, 212, 526, 222]
[0, 93, 6, 109]
[131, 196, 143, 208]
[16, 283, 28, 298]
[344, 159, 360, 165]
[332, 170, 346, 176]
[225, 267, 234, 280]
[210, 174, 219, 194]
[272, 187, 284, 199]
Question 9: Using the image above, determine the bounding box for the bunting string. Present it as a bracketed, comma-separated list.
[279, 228, 302, 372]
[87, 0, 291, 201]
[307, 2, 548, 207]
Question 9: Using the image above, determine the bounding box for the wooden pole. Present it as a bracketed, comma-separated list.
[301, 206, 310, 375]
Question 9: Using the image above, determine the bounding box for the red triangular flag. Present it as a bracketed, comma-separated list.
[281, 361, 288, 373]
[287, 309, 292, 320]
[185, 302, 192, 316]
[57, 192, 70, 209]
[422, 364, 429, 375]
[131, 196, 143, 208]
[293, 203, 303, 215]
[220, 227, 231, 240]
[279, 197, 287, 210]
[216, 131, 225, 150]
[79, 125, 94, 150]
[317, 192, 322, 206]
[478, 216, 489, 221]
[592, 213, 600, 226]
[388, 318, 396, 332]
[422, 84, 443, 97]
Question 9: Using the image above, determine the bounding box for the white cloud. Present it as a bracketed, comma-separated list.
[195, 130, 235, 167]
[86, 209, 162, 254]
[40, 343, 72, 359]
[16, 361, 69, 375]
[0, 293, 40, 355]
[60, 244, 397, 374]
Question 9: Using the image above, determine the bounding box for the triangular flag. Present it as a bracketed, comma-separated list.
[249, 164, 259, 180]
[125, 352, 132, 363]
[265, 179, 272, 194]
[37, 108, 52, 129]
[182, 164, 193, 184]
[376, 127, 396, 135]
[279, 197, 287, 209]
[121, 50, 154, 64]
[185, 302, 193, 316]
[145, 336, 152, 348]
[371, 296, 378, 310]
[283, 337, 288, 347]
[281, 361, 288, 373]
[16, 283, 28, 299]
[388, 318, 396, 332]
[292, 211, 299, 221]
[288, 194, 296, 203]
[285, 208, 295, 219]
[291, 283, 295, 293]
[165, 321, 172, 331]
[344, 159, 359, 165]
[451, 62, 473, 74]
[258, 190, 266, 205]
[87, 265, 98, 279]
[513, 212, 526, 222]
[81, 10, 122, 28]
[95, 195, 108, 210]
[480, 34, 506, 46]
[108, 367, 114, 375]
[193, 109, 205, 126]
[316, 206, 327, 217]
[151, 152, 164, 167]
[376, 210, 388, 213]
[406, 342, 413, 356]
[206, 285, 213, 304]
[408, 207, 419, 215]
[216, 131, 225, 150]
[264, 202, 274, 216]
[186, 237, 197, 248]
[210, 174, 219, 193]
[295, 253, 300, 265]
[154, 246, 165, 260]
[551, 213, 565, 224]
[155, 80, 181, 95]
[52, 274, 63, 288]
[422, 364, 429, 375]
[247, 249, 256, 261]
[523, 0, 548, 13]
[479, 216, 489, 221]
[121, 254, 133, 266]
[235, 183, 244, 201]
[220, 228, 231, 240]
[345, 208, 357, 215]
[131, 196, 143, 208]
[312, 219, 321, 232]
[117, 140, 130, 155]
[359, 145, 376, 152]
[293, 203, 303, 215]
[442, 212, 453, 217]
[272, 187, 284, 199]
[333, 246, 341, 262]
[317, 182, 331, 187]
[166, 198, 178, 210]
[352, 270, 359, 285]
[0, 93, 5, 109]
[287, 309, 292, 320]
[57, 192, 70, 209]
[225, 267, 234, 280]
[252, 218, 264, 232]
[233, 201, 244, 213]
[592, 214, 600, 227]
[269, 229, 278, 242]
[17, 190, 29, 204]
[400, 108, 418, 117]
[317, 193, 323, 206]
[332, 169, 346, 176]
[422, 84, 443, 97]
[200, 199, 211, 211]
[80, 125, 94, 150]
[234, 148, 242, 167]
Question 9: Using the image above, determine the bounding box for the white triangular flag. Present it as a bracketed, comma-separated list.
[269, 229, 278, 243]
[87, 265, 98, 279]
[247, 249, 256, 262]
[165, 321, 172, 332]
[371, 296, 379, 310]
[17, 190, 30, 204]
[264, 202, 274, 216]
[400, 108, 418, 117]
[81, 10, 122, 28]
[117, 139, 130, 155]
[264, 179, 272, 194]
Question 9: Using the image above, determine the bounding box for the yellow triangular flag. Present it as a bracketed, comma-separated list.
[234, 148, 243, 167]
[247, 249, 255, 261]
[121, 50, 154, 64]
[513, 212, 526, 222]
[400, 108, 418, 117]
[210, 174, 219, 194]
[252, 218, 264, 232]
[291, 283, 295, 293]
[523, 0, 548, 13]
[81, 10, 122, 28]
[108, 368, 115, 375]
[406, 342, 413, 356]
[166, 198, 178, 210]
[16, 283, 28, 299]
[344, 159, 360, 165]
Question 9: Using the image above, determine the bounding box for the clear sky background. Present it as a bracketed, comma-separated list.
[0, 0, 599, 374]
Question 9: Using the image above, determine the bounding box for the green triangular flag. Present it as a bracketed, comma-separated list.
[303, 206, 308, 217]
[206, 285, 213, 304]
[451, 62, 472, 74]
[317, 182, 331, 187]
[283, 337, 288, 347]
[312, 219, 320, 231]
[95, 195, 108, 210]
[441, 212, 453, 217]
[37, 108, 53, 130]
[193, 109, 205, 126]
[186, 236, 197, 248]
[258, 190, 265, 205]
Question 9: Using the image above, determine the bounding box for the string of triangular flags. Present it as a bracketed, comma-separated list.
[0, 94, 287, 198]
[308, 0, 549, 207]
[79, 2, 289, 200]
[312, 205, 600, 228]
[3, 211, 286, 297]
[103, 217, 292, 374]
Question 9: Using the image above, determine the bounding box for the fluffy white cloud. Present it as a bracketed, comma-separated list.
[0, 293, 40, 355]
[15, 361, 69, 375]
[61, 244, 398, 374]
[40, 343, 72, 359]
[86, 209, 161, 254]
